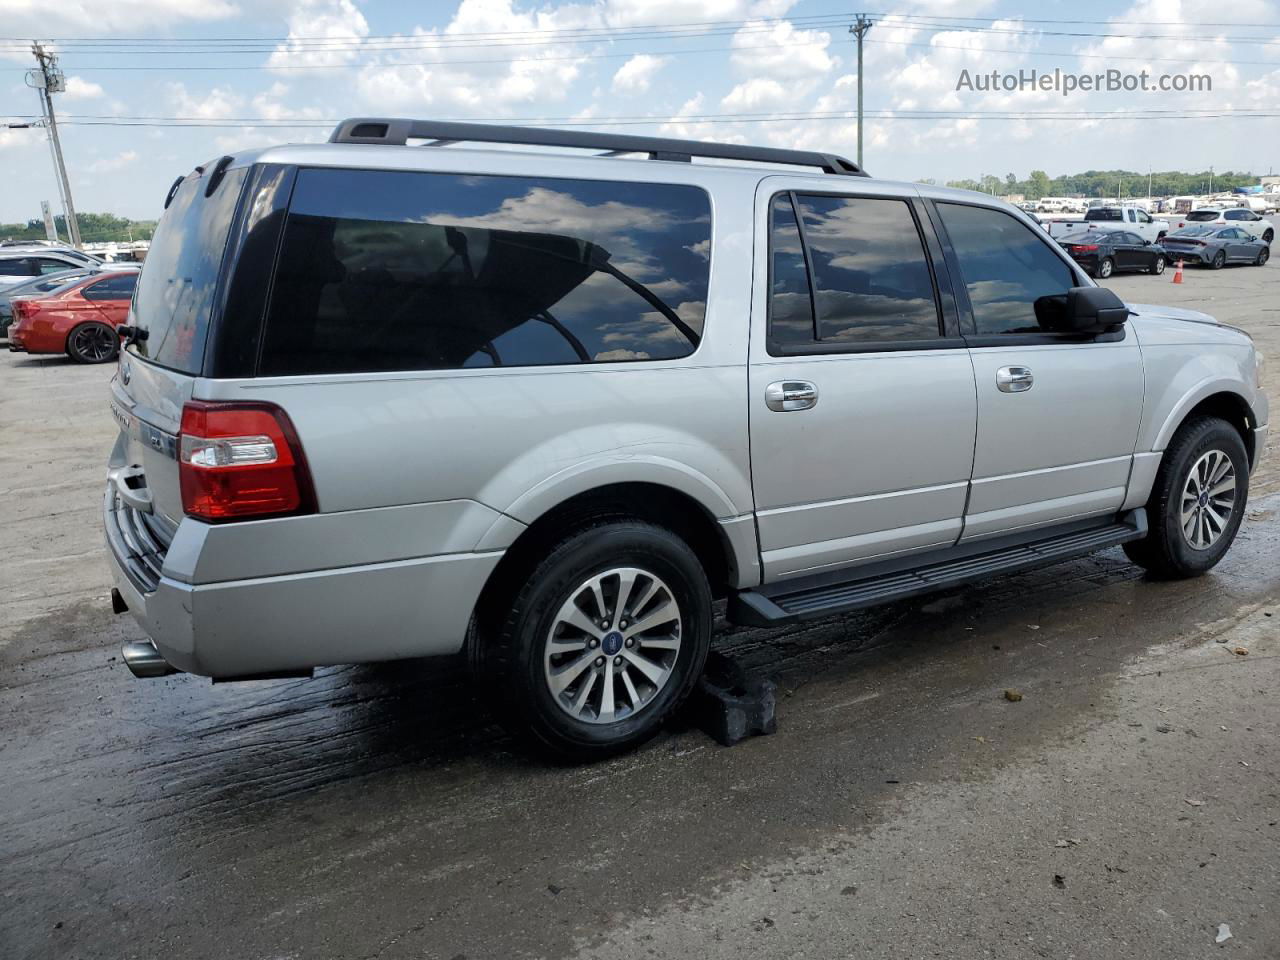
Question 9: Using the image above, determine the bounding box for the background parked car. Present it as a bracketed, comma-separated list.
[0, 268, 93, 335]
[1160, 226, 1271, 268]
[7, 270, 137, 363]
[1057, 230, 1167, 278]
[0, 247, 118, 287]
[1042, 205, 1168, 241]
[1168, 208, 1274, 243]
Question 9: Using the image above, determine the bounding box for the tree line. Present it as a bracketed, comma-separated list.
[933, 169, 1261, 199]
[0, 213, 156, 245]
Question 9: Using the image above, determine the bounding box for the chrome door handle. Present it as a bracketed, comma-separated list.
[765, 380, 819, 412]
[996, 366, 1034, 393]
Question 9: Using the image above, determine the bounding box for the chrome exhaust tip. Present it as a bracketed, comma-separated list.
[121, 640, 178, 679]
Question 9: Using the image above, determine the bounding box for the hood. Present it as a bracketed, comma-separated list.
[1125, 302, 1220, 326]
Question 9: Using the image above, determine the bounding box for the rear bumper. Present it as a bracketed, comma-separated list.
[104, 491, 506, 678]
[1165, 250, 1204, 263]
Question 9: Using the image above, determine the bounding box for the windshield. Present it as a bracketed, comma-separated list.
[1059, 233, 1102, 243]
[1169, 226, 1218, 237]
[128, 168, 247, 374]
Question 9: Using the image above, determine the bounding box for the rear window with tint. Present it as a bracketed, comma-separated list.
[1085, 209, 1122, 221]
[129, 168, 247, 373]
[259, 168, 712, 375]
[1185, 212, 1220, 222]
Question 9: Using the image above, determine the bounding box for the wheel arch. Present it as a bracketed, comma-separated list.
[1155, 387, 1257, 467]
[471, 481, 756, 646]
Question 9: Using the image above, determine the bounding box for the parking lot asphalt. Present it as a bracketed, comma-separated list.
[2, 261, 1277, 960]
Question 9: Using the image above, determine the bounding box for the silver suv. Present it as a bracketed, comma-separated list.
[106, 119, 1269, 757]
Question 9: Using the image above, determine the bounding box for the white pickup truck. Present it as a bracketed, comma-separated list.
[1041, 205, 1170, 242]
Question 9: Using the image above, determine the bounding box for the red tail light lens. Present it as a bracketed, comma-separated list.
[179, 401, 316, 522]
[14, 300, 39, 320]
[1071, 243, 1100, 252]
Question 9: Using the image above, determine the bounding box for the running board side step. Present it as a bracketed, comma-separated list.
[729, 510, 1147, 626]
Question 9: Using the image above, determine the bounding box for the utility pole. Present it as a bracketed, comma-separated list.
[27, 43, 81, 249]
[849, 14, 873, 170]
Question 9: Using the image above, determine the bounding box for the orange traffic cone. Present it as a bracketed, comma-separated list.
[1172, 259, 1184, 283]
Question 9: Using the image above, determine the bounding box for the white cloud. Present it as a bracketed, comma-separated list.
[612, 54, 670, 94]
[268, 0, 369, 72]
[2, 0, 237, 34]
[730, 18, 837, 81]
[166, 82, 243, 120]
[88, 150, 138, 173]
[62, 76, 104, 100]
[721, 78, 789, 111]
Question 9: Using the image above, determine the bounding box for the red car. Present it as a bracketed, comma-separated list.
[7, 271, 138, 363]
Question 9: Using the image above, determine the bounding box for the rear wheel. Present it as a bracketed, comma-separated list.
[1151, 255, 1166, 275]
[1097, 257, 1114, 279]
[1211, 250, 1227, 269]
[65, 322, 118, 364]
[472, 521, 712, 759]
[1123, 417, 1249, 578]
[1256, 247, 1270, 266]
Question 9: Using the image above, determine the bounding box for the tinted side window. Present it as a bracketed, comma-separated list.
[1224, 210, 1245, 220]
[768, 194, 814, 347]
[937, 202, 1075, 336]
[0, 259, 32, 277]
[793, 195, 940, 343]
[259, 168, 712, 375]
[83, 274, 137, 300]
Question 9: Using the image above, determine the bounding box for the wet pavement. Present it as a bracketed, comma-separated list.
[2, 263, 1278, 959]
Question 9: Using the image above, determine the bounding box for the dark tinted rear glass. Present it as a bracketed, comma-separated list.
[1085, 208, 1122, 221]
[1185, 211, 1219, 221]
[129, 168, 247, 374]
[259, 168, 711, 375]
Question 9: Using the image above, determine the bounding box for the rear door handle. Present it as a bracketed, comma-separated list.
[996, 366, 1034, 393]
[765, 380, 819, 412]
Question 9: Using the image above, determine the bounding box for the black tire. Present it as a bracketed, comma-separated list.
[1097, 257, 1114, 279]
[65, 322, 118, 364]
[472, 521, 712, 760]
[1156, 231, 1167, 243]
[1123, 417, 1249, 578]
[1263, 228, 1274, 244]
[1151, 255, 1166, 275]
[1211, 250, 1227, 269]
[1256, 247, 1270, 266]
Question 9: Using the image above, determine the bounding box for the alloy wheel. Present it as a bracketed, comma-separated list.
[1180, 449, 1237, 550]
[71, 325, 116, 362]
[542, 566, 682, 725]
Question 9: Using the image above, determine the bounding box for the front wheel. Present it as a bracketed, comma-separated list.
[1211, 250, 1227, 269]
[1123, 417, 1249, 578]
[1151, 255, 1166, 275]
[473, 521, 712, 759]
[66, 322, 118, 364]
[1263, 228, 1274, 244]
[1097, 257, 1114, 279]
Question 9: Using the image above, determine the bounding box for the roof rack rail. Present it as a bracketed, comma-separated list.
[328, 118, 867, 177]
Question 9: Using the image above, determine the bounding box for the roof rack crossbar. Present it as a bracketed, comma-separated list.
[328, 118, 866, 177]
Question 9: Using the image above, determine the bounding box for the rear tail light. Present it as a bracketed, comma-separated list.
[14, 300, 39, 320]
[1071, 244, 1100, 252]
[178, 401, 316, 522]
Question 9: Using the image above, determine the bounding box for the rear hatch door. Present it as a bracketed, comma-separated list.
[111, 165, 248, 528]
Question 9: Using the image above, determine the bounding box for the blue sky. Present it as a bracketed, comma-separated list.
[2, 0, 1279, 223]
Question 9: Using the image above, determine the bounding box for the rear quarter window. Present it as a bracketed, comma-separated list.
[258, 168, 712, 375]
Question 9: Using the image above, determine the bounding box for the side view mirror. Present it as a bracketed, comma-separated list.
[1035, 286, 1131, 334]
